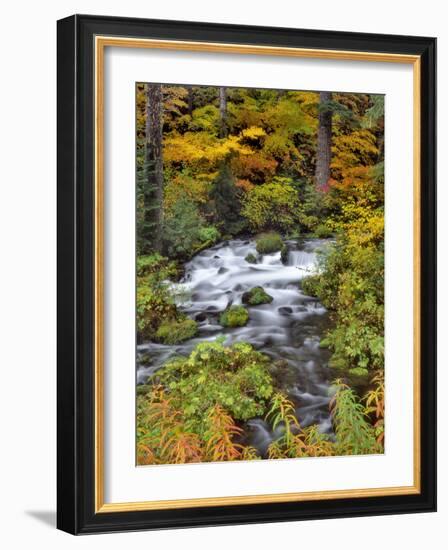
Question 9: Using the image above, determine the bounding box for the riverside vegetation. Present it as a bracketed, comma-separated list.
[136, 83, 385, 464]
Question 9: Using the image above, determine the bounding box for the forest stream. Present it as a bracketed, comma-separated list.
[137, 238, 334, 457]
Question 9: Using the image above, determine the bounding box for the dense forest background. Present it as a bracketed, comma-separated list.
[136, 83, 385, 465]
[136, 84, 384, 256]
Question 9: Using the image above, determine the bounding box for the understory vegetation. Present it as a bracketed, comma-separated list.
[137, 342, 384, 464]
[136, 83, 385, 464]
[301, 165, 384, 378]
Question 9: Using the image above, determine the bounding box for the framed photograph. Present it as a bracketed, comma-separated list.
[57, 14, 436, 534]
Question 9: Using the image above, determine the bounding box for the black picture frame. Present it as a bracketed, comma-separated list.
[57, 14, 436, 534]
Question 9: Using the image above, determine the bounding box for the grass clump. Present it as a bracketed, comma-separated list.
[220, 305, 249, 327]
[155, 317, 198, 344]
[245, 252, 257, 264]
[255, 232, 284, 255]
[242, 286, 273, 306]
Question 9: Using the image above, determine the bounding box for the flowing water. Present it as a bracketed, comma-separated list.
[137, 238, 334, 456]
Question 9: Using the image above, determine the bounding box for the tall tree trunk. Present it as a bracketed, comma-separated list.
[219, 86, 227, 138]
[145, 83, 164, 252]
[315, 91, 332, 191]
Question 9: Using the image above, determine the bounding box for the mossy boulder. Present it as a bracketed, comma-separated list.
[245, 252, 257, 264]
[348, 367, 369, 378]
[219, 305, 249, 327]
[278, 306, 293, 316]
[242, 286, 273, 306]
[155, 317, 198, 344]
[255, 232, 284, 255]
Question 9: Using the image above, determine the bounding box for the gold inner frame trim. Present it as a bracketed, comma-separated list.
[94, 35, 422, 513]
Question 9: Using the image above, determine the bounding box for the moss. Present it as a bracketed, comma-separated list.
[280, 244, 289, 264]
[220, 305, 249, 327]
[255, 232, 284, 254]
[156, 318, 198, 344]
[245, 252, 257, 264]
[328, 356, 346, 369]
[242, 286, 273, 306]
[348, 367, 369, 378]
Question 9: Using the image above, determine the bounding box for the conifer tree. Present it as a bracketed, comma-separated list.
[210, 161, 242, 235]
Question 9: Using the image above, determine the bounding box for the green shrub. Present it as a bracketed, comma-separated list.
[156, 318, 198, 344]
[301, 275, 321, 297]
[300, 214, 319, 232]
[163, 197, 223, 260]
[136, 253, 186, 340]
[324, 316, 384, 372]
[302, 211, 384, 374]
[220, 305, 249, 327]
[255, 232, 284, 254]
[245, 252, 257, 264]
[154, 340, 274, 424]
[137, 253, 178, 279]
[163, 196, 205, 259]
[242, 286, 273, 306]
[242, 181, 300, 233]
[211, 163, 245, 235]
[314, 224, 333, 238]
[198, 225, 220, 244]
[137, 282, 178, 339]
